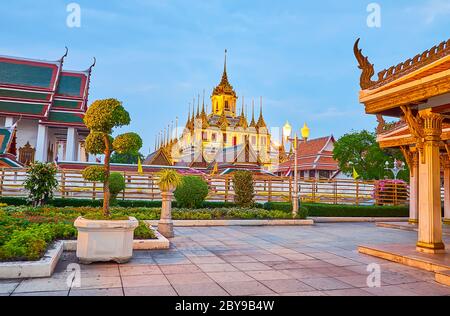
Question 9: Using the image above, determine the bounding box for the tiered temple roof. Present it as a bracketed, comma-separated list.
[0, 50, 94, 128]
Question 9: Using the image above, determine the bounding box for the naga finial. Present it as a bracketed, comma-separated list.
[354, 38, 376, 89]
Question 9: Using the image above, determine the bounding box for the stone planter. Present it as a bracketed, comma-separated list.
[74, 216, 139, 264]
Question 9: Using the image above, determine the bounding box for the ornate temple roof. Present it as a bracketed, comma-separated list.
[212, 50, 237, 98]
[0, 50, 94, 128]
[354, 37, 450, 91]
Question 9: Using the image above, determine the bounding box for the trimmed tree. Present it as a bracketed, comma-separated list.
[82, 98, 142, 217]
[233, 171, 255, 207]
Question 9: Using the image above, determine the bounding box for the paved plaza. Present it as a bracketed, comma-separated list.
[1, 223, 450, 296]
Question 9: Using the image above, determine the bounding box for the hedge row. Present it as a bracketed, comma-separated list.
[0, 197, 247, 209]
[264, 202, 409, 217]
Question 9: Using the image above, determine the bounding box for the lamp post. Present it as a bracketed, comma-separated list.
[283, 122, 310, 217]
[385, 159, 405, 180]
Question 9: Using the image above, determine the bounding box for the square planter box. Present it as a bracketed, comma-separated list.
[74, 216, 139, 264]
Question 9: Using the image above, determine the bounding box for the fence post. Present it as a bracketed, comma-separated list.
[394, 181, 398, 206]
[122, 172, 127, 201]
[288, 177, 292, 201]
[225, 177, 229, 203]
[334, 180, 338, 205]
[268, 179, 272, 203]
[0, 169, 4, 197]
[61, 169, 66, 199]
[92, 181, 96, 200]
[356, 180, 360, 206]
[312, 179, 316, 203]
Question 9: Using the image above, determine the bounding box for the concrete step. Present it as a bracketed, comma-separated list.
[435, 270, 450, 286]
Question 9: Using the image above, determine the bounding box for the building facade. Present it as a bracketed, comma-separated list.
[147, 51, 282, 173]
[0, 50, 94, 166]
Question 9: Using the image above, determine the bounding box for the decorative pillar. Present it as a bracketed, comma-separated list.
[66, 128, 77, 162]
[159, 191, 174, 238]
[35, 124, 48, 162]
[409, 149, 419, 224]
[443, 155, 450, 225]
[417, 110, 445, 254]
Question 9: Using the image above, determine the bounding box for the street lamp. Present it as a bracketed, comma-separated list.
[385, 159, 405, 180]
[283, 122, 310, 217]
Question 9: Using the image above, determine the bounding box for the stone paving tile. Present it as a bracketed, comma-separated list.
[78, 276, 122, 290]
[397, 282, 450, 296]
[221, 255, 258, 263]
[231, 262, 273, 271]
[80, 265, 120, 278]
[279, 253, 315, 261]
[207, 271, 254, 283]
[250, 254, 289, 262]
[218, 281, 275, 296]
[196, 263, 238, 273]
[280, 291, 326, 296]
[0, 281, 19, 295]
[119, 264, 162, 276]
[70, 288, 123, 296]
[301, 277, 355, 291]
[335, 275, 380, 288]
[14, 278, 70, 293]
[12, 290, 69, 296]
[121, 274, 170, 288]
[279, 268, 326, 280]
[324, 288, 373, 296]
[293, 259, 336, 269]
[322, 258, 364, 267]
[172, 282, 230, 296]
[362, 285, 418, 296]
[260, 279, 315, 294]
[165, 272, 215, 285]
[158, 264, 201, 275]
[189, 256, 226, 264]
[245, 270, 291, 281]
[124, 285, 178, 296]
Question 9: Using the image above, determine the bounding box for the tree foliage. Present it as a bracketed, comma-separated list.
[174, 176, 209, 209]
[333, 130, 409, 181]
[233, 171, 255, 207]
[82, 98, 142, 216]
[110, 152, 144, 164]
[24, 163, 58, 206]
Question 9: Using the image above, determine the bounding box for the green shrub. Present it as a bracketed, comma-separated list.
[233, 171, 254, 207]
[264, 202, 409, 217]
[23, 162, 58, 206]
[134, 221, 157, 239]
[174, 176, 209, 209]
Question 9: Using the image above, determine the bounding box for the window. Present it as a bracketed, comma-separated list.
[225, 100, 229, 110]
[233, 136, 237, 146]
[215, 102, 219, 112]
[319, 170, 331, 179]
[261, 137, 266, 145]
[251, 136, 256, 145]
[309, 170, 316, 178]
[223, 133, 227, 143]
[212, 133, 217, 142]
[202, 132, 208, 141]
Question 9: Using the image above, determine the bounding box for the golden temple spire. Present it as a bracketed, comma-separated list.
[237, 96, 248, 129]
[256, 96, 267, 129]
[185, 103, 191, 128]
[212, 49, 236, 97]
[195, 97, 200, 119]
[250, 99, 256, 127]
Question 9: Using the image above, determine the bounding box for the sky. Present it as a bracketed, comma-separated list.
[1, 0, 450, 155]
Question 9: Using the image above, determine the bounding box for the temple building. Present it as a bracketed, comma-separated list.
[354, 37, 450, 254]
[146, 51, 283, 173]
[0, 50, 95, 166]
[273, 135, 347, 179]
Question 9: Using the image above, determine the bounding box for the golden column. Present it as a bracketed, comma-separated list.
[409, 148, 419, 224]
[417, 110, 445, 253]
[443, 154, 450, 225]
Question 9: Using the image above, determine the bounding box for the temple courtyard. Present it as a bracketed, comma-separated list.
[1, 223, 449, 296]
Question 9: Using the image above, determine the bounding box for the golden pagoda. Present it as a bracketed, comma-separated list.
[150, 50, 281, 170]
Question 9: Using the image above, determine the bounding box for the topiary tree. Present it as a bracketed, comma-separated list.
[24, 162, 58, 207]
[174, 176, 209, 209]
[233, 171, 254, 207]
[82, 98, 142, 217]
[109, 172, 126, 205]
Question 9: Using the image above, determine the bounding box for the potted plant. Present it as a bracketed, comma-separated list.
[74, 98, 143, 264]
[155, 169, 182, 238]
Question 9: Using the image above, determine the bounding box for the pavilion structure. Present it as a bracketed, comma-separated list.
[354, 37, 450, 254]
[0, 49, 95, 166]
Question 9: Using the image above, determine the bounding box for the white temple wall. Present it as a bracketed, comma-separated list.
[16, 119, 39, 150]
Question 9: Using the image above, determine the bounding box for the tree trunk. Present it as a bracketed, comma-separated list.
[103, 136, 111, 217]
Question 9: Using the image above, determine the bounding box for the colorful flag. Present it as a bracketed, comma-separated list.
[352, 167, 360, 180]
[138, 157, 143, 174]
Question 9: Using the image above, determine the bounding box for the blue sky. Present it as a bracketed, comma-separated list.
[1, 0, 450, 154]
